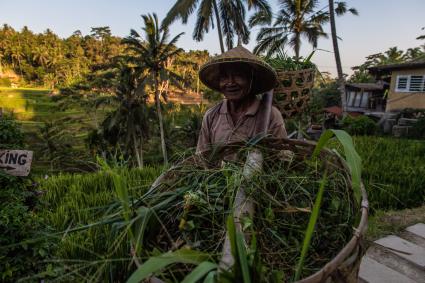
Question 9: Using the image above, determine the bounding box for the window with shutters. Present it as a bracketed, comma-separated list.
[409, 76, 424, 91]
[396, 76, 408, 92]
[395, 75, 425, 92]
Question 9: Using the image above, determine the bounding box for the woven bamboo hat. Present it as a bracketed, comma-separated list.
[199, 46, 277, 95]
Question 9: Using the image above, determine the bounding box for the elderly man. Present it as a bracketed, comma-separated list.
[196, 46, 287, 153]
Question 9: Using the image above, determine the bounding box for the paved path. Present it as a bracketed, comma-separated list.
[359, 223, 425, 283]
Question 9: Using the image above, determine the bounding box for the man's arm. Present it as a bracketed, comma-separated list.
[196, 114, 211, 154]
[268, 106, 288, 139]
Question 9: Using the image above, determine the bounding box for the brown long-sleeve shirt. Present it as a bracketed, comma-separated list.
[196, 98, 287, 153]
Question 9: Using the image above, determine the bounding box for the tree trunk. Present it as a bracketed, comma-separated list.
[294, 32, 300, 59]
[197, 66, 201, 103]
[155, 73, 168, 166]
[212, 0, 225, 53]
[133, 132, 142, 168]
[139, 136, 144, 168]
[329, 0, 346, 113]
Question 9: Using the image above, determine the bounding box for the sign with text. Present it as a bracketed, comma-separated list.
[0, 150, 33, 176]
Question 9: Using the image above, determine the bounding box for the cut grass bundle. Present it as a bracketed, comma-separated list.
[123, 132, 360, 282]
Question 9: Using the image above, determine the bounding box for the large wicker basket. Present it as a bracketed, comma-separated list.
[149, 138, 368, 283]
[273, 68, 315, 119]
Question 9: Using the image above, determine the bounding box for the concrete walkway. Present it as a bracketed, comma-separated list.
[359, 223, 425, 283]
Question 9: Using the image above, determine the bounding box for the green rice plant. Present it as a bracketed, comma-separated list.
[38, 166, 161, 282]
[351, 136, 425, 210]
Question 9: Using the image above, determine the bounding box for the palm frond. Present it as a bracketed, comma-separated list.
[163, 0, 199, 27]
[193, 0, 213, 41]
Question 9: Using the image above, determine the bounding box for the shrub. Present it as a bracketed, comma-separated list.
[0, 117, 50, 282]
[408, 118, 425, 139]
[342, 115, 377, 135]
[0, 77, 12, 87]
[0, 116, 24, 148]
[0, 173, 51, 282]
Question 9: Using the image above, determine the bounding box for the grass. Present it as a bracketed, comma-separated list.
[38, 166, 161, 282]
[0, 87, 107, 173]
[366, 205, 425, 241]
[352, 136, 425, 211]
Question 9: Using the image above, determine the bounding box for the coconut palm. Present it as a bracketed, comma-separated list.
[252, 0, 329, 58]
[219, 0, 272, 49]
[329, 0, 358, 112]
[123, 13, 184, 166]
[164, 0, 271, 53]
[163, 0, 225, 53]
[101, 61, 151, 168]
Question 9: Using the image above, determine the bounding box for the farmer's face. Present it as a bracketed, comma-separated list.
[218, 64, 252, 101]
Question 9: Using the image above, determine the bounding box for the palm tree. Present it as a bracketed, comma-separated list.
[164, 0, 225, 53]
[101, 61, 151, 168]
[219, 0, 272, 50]
[252, 0, 329, 58]
[329, 0, 358, 112]
[164, 0, 271, 53]
[123, 13, 184, 166]
[32, 46, 51, 68]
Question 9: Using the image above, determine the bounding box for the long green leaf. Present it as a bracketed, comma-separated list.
[226, 215, 237, 259]
[294, 173, 328, 281]
[236, 232, 251, 283]
[332, 130, 362, 203]
[181, 261, 217, 283]
[126, 248, 209, 283]
[312, 129, 362, 203]
[203, 271, 216, 283]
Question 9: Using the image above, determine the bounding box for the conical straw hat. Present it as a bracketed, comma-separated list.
[199, 46, 277, 95]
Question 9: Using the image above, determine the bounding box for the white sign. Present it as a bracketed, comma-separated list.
[0, 150, 33, 176]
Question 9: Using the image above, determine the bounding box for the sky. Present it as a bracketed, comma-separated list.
[0, 0, 424, 76]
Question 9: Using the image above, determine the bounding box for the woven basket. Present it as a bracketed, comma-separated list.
[273, 68, 315, 119]
[150, 138, 368, 283]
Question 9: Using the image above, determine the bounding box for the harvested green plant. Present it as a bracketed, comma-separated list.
[125, 132, 359, 282]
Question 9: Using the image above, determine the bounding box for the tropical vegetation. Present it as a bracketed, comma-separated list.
[0, 1, 424, 282]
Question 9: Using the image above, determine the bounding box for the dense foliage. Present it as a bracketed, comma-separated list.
[0, 115, 24, 148]
[350, 46, 425, 83]
[0, 25, 123, 88]
[410, 118, 425, 139]
[341, 115, 377, 136]
[0, 24, 210, 91]
[0, 117, 50, 282]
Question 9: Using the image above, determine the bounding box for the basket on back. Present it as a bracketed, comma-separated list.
[273, 68, 315, 119]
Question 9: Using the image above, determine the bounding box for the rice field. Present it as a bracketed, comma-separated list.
[353, 136, 425, 210]
[38, 166, 162, 282]
[0, 87, 107, 173]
